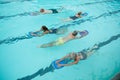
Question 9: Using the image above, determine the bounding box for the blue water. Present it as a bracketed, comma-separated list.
[0, 0, 120, 80]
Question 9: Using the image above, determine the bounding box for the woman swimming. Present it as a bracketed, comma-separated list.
[40, 8, 61, 14]
[31, 8, 64, 15]
[30, 25, 67, 37]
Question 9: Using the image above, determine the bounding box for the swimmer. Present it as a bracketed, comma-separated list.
[30, 25, 67, 37]
[38, 30, 88, 48]
[62, 12, 82, 22]
[31, 7, 64, 15]
[56, 44, 98, 67]
[40, 8, 62, 14]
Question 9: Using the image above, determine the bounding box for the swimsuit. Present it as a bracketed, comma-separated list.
[55, 37, 65, 45]
[49, 9, 58, 13]
[49, 29, 58, 34]
[69, 16, 78, 20]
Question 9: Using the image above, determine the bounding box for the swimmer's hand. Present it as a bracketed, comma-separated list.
[57, 63, 64, 67]
[30, 32, 38, 36]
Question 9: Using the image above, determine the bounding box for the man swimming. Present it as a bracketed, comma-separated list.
[56, 44, 98, 67]
[30, 25, 67, 37]
[31, 8, 63, 15]
[38, 30, 88, 48]
[62, 12, 82, 22]
[40, 8, 62, 14]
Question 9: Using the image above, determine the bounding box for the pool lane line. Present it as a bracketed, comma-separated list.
[0, 9, 120, 45]
[0, 0, 115, 20]
[0, 0, 34, 4]
[17, 33, 120, 80]
[56, 9, 120, 29]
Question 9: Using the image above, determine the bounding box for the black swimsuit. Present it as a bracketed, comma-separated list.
[70, 16, 78, 20]
[49, 29, 58, 34]
[49, 9, 58, 13]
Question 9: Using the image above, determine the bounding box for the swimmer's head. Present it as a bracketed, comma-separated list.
[72, 31, 78, 36]
[77, 12, 82, 16]
[41, 26, 49, 31]
[40, 8, 45, 13]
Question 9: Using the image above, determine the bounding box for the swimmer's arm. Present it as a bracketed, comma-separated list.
[75, 36, 83, 39]
[60, 60, 79, 66]
[37, 33, 45, 37]
[31, 33, 38, 36]
[37, 31, 49, 37]
[56, 52, 75, 64]
[44, 31, 49, 34]
[63, 56, 80, 66]
[58, 56, 79, 67]
[30, 30, 41, 36]
[37, 33, 46, 37]
[56, 55, 69, 63]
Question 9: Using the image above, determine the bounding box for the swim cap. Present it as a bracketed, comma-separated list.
[72, 31, 78, 36]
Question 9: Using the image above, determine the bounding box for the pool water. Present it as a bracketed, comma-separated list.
[0, 0, 120, 80]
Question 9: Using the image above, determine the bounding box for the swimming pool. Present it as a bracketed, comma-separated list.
[0, 0, 120, 80]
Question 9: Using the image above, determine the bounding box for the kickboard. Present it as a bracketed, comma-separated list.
[27, 32, 35, 38]
[81, 12, 88, 17]
[52, 59, 67, 69]
[27, 31, 41, 37]
[79, 30, 89, 36]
